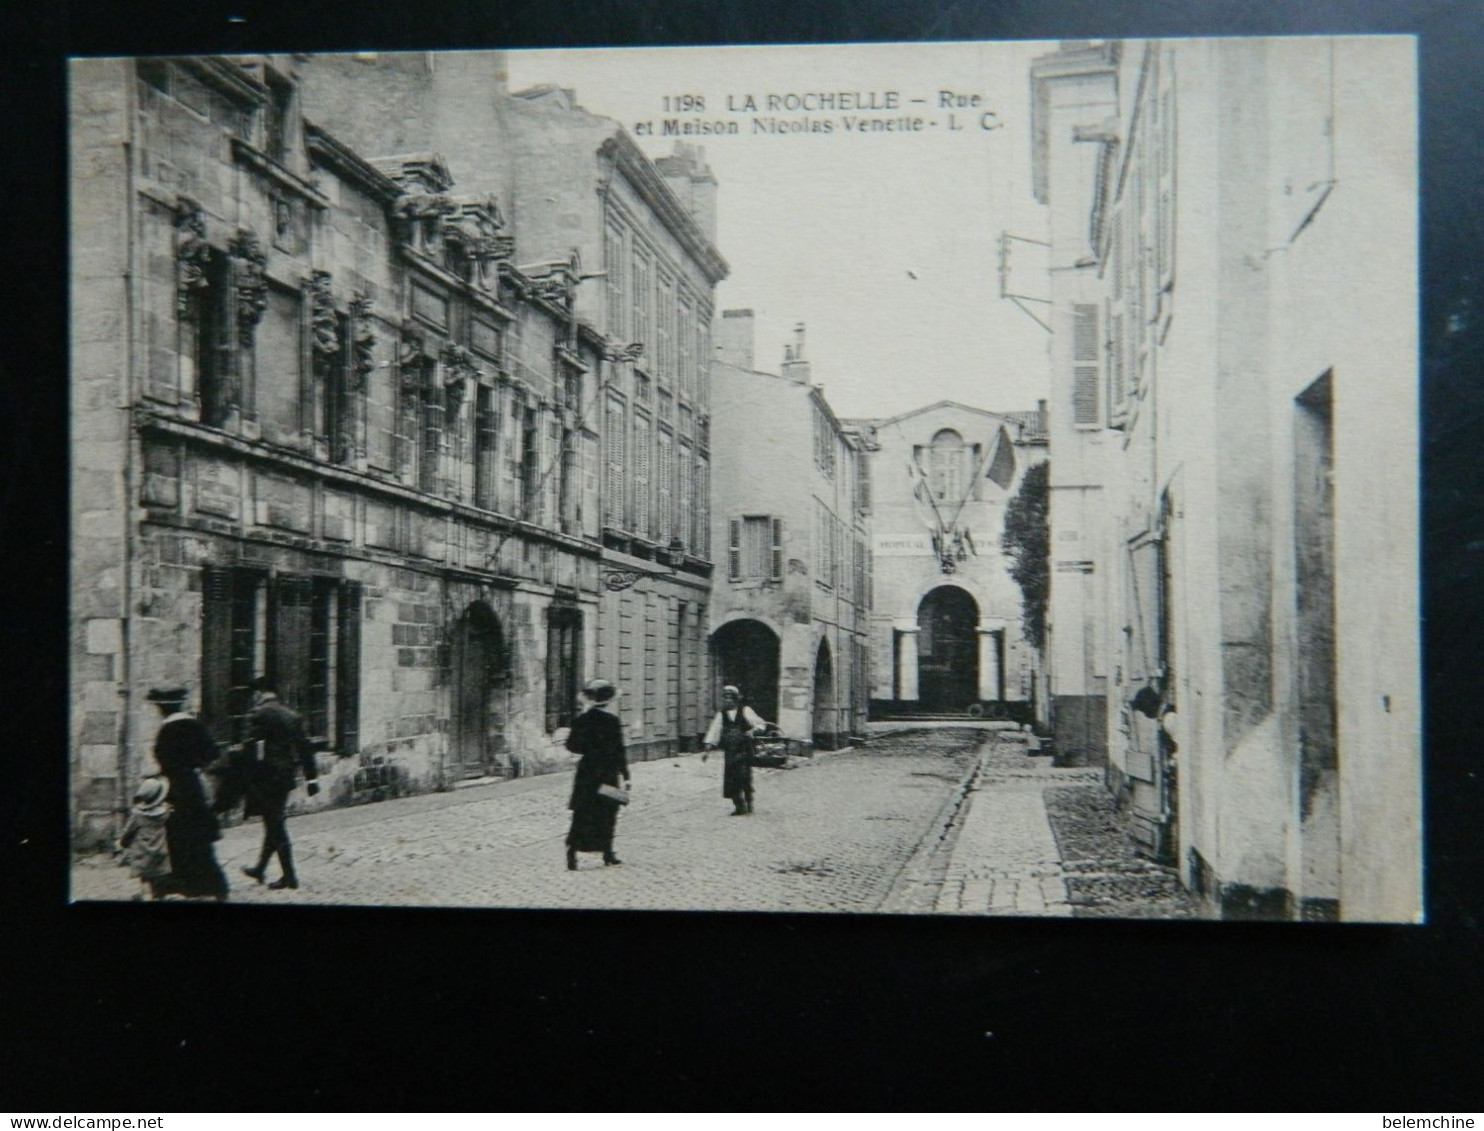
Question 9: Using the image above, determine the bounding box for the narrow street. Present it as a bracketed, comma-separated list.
[72, 726, 1206, 918]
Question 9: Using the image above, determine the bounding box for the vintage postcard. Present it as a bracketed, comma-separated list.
[68, 38, 1420, 922]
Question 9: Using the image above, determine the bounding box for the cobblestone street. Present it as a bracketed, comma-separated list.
[72, 725, 1207, 917]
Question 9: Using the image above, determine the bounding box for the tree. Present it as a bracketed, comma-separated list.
[1001, 459, 1050, 651]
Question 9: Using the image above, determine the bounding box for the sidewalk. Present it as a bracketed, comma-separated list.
[930, 733, 1100, 917]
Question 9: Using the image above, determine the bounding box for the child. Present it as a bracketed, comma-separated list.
[118, 775, 171, 901]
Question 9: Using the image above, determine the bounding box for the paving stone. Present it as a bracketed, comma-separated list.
[72, 729, 986, 914]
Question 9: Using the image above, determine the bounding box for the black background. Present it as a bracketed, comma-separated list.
[6, 0, 1482, 1112]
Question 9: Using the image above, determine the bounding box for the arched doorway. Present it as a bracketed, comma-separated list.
[812, 638, 837, 749]
[917, 586, 979, 712]
[449, 602, 507, 779]
[710, 618, 779, 723]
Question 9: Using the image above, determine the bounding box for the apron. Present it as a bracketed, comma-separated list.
[719, 708, 755, 800]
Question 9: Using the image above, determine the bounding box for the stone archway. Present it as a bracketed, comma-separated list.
[449, 601, 507, 780]
[710, 618, 780, 724]
[812, 638, 837, 749]
[917, 585, 980, 712]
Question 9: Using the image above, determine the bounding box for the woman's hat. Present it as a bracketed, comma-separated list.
[132, 776, 170, 816]
[582, 678, 617, 703]
[146, 686, 189, 705]
[722, 684, 741, 697]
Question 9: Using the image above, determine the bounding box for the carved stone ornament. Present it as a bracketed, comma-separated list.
[175, 198, 212, 316]
[308, 270, 339, 366]
[228, 228, 269, 347]
[442, 196, 516, 286]
[601, 337, 645, 364]
[399, 325, 432, 389]
[349, 294, 376, 391]
[602, 569, 644, 592]
[521, 247, 592, 309]
[396, 190, 459, 253]
[440, 343, 481, 401]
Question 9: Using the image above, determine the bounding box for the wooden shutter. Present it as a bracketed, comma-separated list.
[632, 412, 651, 537]
[728, 519, 742, 581]
[1072, 303, 1100, 425]
[200, 565, 234, 743]
[771, 518, 784, 581]
[603, 395, 625, 528]
[1156, 50, 1177, 327]
[656, 427, 673, 545]
[696, 456, 709, 556]
[335, 581, 362, 756]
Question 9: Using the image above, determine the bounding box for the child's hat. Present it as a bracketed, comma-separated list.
[132, 776, 170, 817]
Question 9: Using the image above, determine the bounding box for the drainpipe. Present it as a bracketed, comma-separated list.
[116, 63, 139, 828]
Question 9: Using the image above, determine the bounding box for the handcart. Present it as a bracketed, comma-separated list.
[750, 727, 803, 769]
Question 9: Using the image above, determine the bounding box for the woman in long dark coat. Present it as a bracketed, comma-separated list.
[146, 687, 229, 901]
[565, 679, 630, 870]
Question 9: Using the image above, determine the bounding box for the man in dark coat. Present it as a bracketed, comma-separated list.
[239, 676, 320, 890]
[145, 687, 229, 901]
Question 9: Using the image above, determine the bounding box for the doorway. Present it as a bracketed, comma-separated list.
[449, 602, 507, 779]
[917, 585, 979, 712]
[710, 618, 780, 723]
[812, 638, 837, 748]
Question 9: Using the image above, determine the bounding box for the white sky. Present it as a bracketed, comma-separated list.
[507, 41, 1055, 420]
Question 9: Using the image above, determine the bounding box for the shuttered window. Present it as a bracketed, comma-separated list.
[632, 412, 651, 537]
[656, 426, 674, 545]
[605, 224, 626, 337]
[1156, 52, 1177, 326]
[631, 251, 650, 362]
[729, 516, 781, 581]
[655, 273, 672, 382]
[677, 440, 693, 554]
[677, 295, 693, 399]
[696, 455, 710, 557]
[603, 394, 625, 528]
[1072, 303, 1100, 425]
[1125, 184, 1143, 387]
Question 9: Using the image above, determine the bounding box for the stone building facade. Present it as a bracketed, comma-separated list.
[296, 56, 727, 760]
[847, 402, 1047, 721]
[1031, 39, 1421, 921]
[709, 316, 870, 748]
[69, 53, 719, 846]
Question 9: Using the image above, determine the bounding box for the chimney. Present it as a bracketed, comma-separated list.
[780, 322, 810, 385]
[1036, 398, 1048, 433]
[655, 142, 719, 246]
[715, 308, 755, 369]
